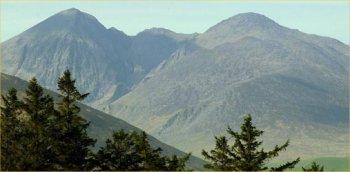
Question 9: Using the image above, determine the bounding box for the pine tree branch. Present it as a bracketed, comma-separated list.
[267, 140, 289, 159]
[227, 126, 241, 139]
[270, 157, 300, 171]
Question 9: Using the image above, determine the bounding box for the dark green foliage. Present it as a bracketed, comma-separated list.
[201, 136, 235, 170]
[0, 70, 190, 170]
[95, 130, 190, 171]
[166, 153, 190, 171]
[302, 161, 324, 171]
[53, 70, 96, 170]
[21, 78, 58, 170]
[94, 130, 141, 170]
[0, 71, 96, 170]
[202, 114, 300, 171]
[1, 79, 59, 170]
[23, 78, 55, 123]
[0, 88, 23, 170]
[133, 131, 167, 170]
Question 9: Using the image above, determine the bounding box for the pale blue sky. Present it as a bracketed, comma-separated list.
[1, 1, 349, 44]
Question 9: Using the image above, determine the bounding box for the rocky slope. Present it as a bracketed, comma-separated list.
[107, 13, 349, 159]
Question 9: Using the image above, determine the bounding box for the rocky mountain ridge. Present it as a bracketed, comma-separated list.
[1, 8, 348, 160]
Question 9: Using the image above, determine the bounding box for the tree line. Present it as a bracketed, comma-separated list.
[1, 70, 324, 171]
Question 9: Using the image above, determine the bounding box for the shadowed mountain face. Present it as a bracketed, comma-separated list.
[1, 9, 348, 160]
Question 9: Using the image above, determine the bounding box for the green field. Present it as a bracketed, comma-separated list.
[293, 157, 349, 171]
[269, 157, 349, 171]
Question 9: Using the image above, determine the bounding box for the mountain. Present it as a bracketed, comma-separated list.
[1, 8, 134, 105]
[106, 13, 349, 159]
[1, 8, 189, 108]
[0, 73, 206, 170]
[1, 9, 348, 161]
[123, 28, 195, 92]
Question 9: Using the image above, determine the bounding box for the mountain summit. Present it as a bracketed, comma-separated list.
[21, 8, 105, 38]
[1, 8, 133, 104]
[208, 12, 280, 32]
[57, 8, 83, 15]
[195, 12, 288, 48]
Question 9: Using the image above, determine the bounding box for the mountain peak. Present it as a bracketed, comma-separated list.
[58, 8, 82, 15]
[139, 27, 175, 35]
[206, 12, 279, 33]
[54, 8, 97, 21]
[231, 12, 273, 21]
[20, 8, 106, 37]
[196, 12, 285, 48]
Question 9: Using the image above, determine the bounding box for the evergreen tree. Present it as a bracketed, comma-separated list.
[0, 88, 24, 170]
[95, 130, 190, 171]
[23, 78, 53, 123]
[131, 131, 191, 171]
[201, 136, 235, 170]
[54, 70, 96, 170]
[21, 78, 58, 170]
[165, 153, 191, 171]
[1, 71, 191, 171]
[134, 131, 168, 170]
[94, 130, 143, 170]
[302, 161, 324, 171]
[202, 114, 300, 171]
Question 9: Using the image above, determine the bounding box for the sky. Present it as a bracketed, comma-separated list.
[1, 1, 349, 44]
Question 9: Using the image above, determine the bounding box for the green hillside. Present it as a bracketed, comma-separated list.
[0, 73, 206, 170]
[293, 157, 349, 171]
[268, 157, 349, 171]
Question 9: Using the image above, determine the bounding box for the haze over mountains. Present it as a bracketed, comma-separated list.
[1, 8, 348, 160]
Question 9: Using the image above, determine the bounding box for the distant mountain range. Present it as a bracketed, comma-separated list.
[1, 8, 348, 160]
